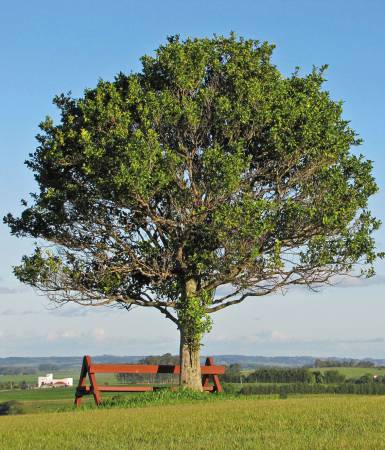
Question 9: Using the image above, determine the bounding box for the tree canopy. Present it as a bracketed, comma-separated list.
[5, 34, 382, 388]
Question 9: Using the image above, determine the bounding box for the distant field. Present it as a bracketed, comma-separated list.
[0, 370, 120, 384]
[318, 367, 385, 378]
[3, 365, 384, 385]
[0, 387, 76, 402]
[0, 370, 78, 384]
[2, 396, 385, 449]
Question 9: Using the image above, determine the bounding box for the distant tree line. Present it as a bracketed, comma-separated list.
[114, 357, 383, 388]
[229, 367, 347, 384]
[223, 366, 384, 385]
[0, 367, 36, 376]
[314, 359, 375, 368]
[247, 368, 314, 383]
[237, 382, 385, 396]
[138, 353, 180, 365]
[116, 353, 180, 385]
[37, 364, 59, 372]
[0, 380, 29, 390]
[222, 364, 243, 382]
[0, 364, 60, 376]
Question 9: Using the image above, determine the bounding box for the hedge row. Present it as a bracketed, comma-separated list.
[237, 383, 385, 395]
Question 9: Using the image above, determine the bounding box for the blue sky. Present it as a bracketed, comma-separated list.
[1, 0, 385, 357]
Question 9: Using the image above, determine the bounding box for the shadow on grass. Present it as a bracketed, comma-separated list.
[0, 400, 25, 416]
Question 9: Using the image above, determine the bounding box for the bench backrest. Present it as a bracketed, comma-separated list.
[87, 362, 225, 375]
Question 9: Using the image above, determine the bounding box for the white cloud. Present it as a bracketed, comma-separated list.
[205, 329, 385, 352]
[93, 328, 105, 340]
[333, 274, 385, 288]
[47, 306, 90, 317]
[46, 329, 81, 342]
[0, 286, 17, 294]
[46, 331, 59, 342]
[62, 329, 81, 338]
[2, 309, 39, 316]
[271, 330, 291, 342]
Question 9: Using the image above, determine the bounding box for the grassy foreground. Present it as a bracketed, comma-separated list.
[1, 396, 385, 449]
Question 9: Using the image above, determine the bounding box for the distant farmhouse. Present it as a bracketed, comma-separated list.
[38, 373, 73, 388]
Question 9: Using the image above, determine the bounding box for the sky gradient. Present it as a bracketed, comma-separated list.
[1, 0, 385, 358]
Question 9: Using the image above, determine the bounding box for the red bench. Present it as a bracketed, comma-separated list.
[74, 355, 225, 406]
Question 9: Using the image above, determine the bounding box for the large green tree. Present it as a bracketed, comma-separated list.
[5, 35, 382, 390]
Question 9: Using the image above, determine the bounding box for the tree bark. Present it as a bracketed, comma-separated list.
[179, 329, 202, 391]
[179, 277, 203, 391]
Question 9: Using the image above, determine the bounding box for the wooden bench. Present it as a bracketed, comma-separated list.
[74, 355, 225, 406]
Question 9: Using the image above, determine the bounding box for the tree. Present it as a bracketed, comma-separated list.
[139, 353, 179, 365]
[5, 34, 382, 390]
[222, 363, 242, 383]
[323, 370, 346, 384]
[312, 370, 325, 384]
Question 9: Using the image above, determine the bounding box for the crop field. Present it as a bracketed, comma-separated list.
[2, 396, 385, 449]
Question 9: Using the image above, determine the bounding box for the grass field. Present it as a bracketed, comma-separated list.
[0, 387, 152, 414]
[2, 396, 385, 449]
[318, 367, 385, 377]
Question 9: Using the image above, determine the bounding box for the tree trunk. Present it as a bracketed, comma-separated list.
[178, 277, 203, 391]
[179, 329, 202, 391]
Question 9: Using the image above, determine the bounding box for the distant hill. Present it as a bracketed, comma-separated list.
[0, 355, 144, 369]
[210, 355, 317, 368]
[1, 355, 385, 369]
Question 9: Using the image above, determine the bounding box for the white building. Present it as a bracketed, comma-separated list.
[37, 373, 73, 388]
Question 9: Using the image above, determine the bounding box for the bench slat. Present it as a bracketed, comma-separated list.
[76, 386, 91, 393]
[90, 364, 224, 375]
[77, 385, 215, 392]
[98, 385, 154, 392]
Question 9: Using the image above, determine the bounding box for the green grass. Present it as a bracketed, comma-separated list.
[0, 387, 166, 414]
[317, 367, 385, 378]
[0, 386, 207, 414]
[0, 387, 76, 402]
[2, 396, 385, 449]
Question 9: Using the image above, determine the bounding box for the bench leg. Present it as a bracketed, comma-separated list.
[202, 373, 210, 389]
[88, 370, 101, 406]
[213, 374, 222, 393]
[74, 394, 83, 407]
[202, 357, 217, 393]
[92, 388, 101, 406]
[74, 356, 88, 407]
